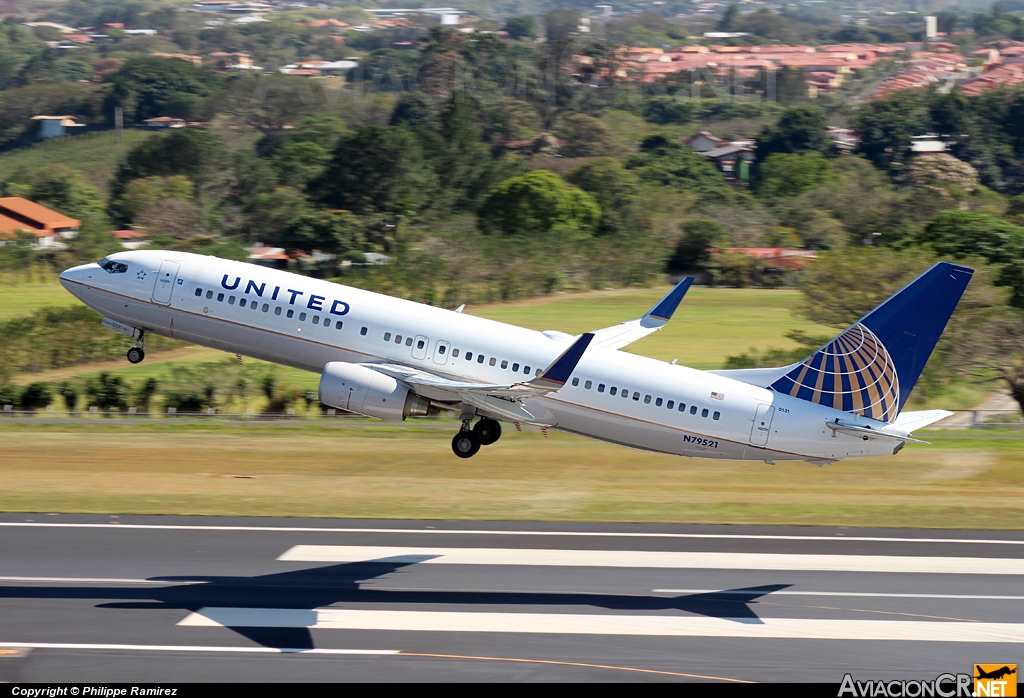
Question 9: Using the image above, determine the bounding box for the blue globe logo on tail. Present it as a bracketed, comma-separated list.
[770, 323, 899, 423]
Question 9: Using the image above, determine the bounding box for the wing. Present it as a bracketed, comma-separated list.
[367, 333, 595, 422]
[588, 277, 694, 351]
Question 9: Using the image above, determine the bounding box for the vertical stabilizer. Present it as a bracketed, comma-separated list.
[769, 262, 973, 422]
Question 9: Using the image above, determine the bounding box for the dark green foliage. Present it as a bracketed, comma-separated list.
[642, 97, 783, 125]
[505, 16, 539, 41]
[85, 372, 130, 412]
[312, 125, 438, 215]
[919, 210, 1024, 307]
[0, 83, 105, 146]
[544, 10, 581, 41]
[57, 382, 78, 412]
[0, 306, 177, 380]
[0, 382, 18, 408]
[724, 330, 830, 369]
[755, 106, 831, 163]
[565, 157, 642, 235]
[626, 134, 728, 193]
[18, 382, 52, 410]
[162, 389, 210, 413]
[666, 220, 728, 274]
[478, 170, 600, 238]
[756, 152, 833, 199]
[852, 90, 930, 175]
[134, 378, 158, 413]
[105, 56, 222, 124]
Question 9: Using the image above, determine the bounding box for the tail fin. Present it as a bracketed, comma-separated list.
[769, 262, 973, 422]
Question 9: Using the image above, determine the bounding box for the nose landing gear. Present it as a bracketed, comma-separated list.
[126, 332, 145, 364]
[451, 417, 503, 458]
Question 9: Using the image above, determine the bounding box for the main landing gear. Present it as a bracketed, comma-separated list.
[126, 331, 145, 364]
[451, 417, 502, 458]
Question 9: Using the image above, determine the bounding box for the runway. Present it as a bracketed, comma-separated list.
[1, 515, 1022, 682]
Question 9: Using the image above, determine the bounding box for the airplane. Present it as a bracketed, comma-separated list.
[59, 251, 972, 463]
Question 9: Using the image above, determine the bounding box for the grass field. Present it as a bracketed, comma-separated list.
[0, 129, 151, 199]
[0, 422, 1020, 528]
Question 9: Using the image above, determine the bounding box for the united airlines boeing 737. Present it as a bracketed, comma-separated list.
[59, 251, 971, 463]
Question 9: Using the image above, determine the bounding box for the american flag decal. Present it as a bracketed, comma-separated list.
[769, 323, 900, 423]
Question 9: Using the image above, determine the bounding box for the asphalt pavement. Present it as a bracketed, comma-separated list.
[1, 515, 1022, 682]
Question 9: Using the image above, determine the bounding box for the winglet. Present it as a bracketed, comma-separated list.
[642, 277, 694, 327]
[532, 332, 595, 388]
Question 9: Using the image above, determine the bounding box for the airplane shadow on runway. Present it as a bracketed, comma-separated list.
[0, 560, 790, 651]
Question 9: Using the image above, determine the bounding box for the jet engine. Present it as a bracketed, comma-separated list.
[318, 362, 430, 421]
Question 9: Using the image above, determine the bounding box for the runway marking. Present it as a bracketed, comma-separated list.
[278, 545, 1024, 574]
[0, 576, 196, 585]
[654, 589, 1024, 601]
[1, 522, 1023, 546]
[179, 607, 1024, 642]
[398, 652, 753, 682]
[0, 642, 397, 655]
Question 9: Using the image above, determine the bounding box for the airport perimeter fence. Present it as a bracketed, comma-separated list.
[1, 405, 1023, 428]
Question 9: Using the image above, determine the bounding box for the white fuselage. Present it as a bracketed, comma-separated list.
[60, 250, 905, 463]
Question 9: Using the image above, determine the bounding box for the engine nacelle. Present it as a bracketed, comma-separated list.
[318, 362, 430, 422]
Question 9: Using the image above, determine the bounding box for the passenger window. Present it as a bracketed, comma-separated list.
[274, 306, 281, 316]
[535, 369, 541, 376]
[598, 384, 605, 393]
[501, 360, 508, 369]
[217, 293, 224, 302]
[361, 327, 368, 336]
[396, 335, 403, 344]
[438, 345, 446, 354]
[466, 352, 473, 361]
[478, 355, 485, 364]
[511, 363, 519, 371]
[523, 365, 530, 373]
[286, 309, 294, 318]
[489, 357, 496, 366]
[405, 337, 413, 346]
[239, 299, 247, 308]
[624, 390, 630, 399]
[263, 304, 269, 313]
[312, 316, 319, 325]
[206, 290, 213, 299]
[251, 302, 258, 311]
[417, 339, 425, 349]
[384, 332, 391, 341]
[194, 288, 202, 297]
[644, 395, 652, 404]
[228, 296, 235, 305]
[690, 405, 698, 415]
[610, 387, 617, 396]
[679, 403, 686, 412]
[572, 377, 579, 386]
[655, 397, 662, 406]
[713, 411, 721, 420]
[585, 380, 592, 389]
[702, 408, 709, 418]
[667, 400, 674, 409]
[299, 312, 307, 321]
[452, 348, 459, 357]
[335, 321, 343, 329]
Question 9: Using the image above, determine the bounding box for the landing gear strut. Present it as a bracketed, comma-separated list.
[127, 331, 145, 364]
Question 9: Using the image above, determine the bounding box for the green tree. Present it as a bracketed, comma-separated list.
[505, 16, 539, 41]
[85, 372, 130, 412]
[756, 106, 832, 163]
[105, 56, 222, 124]
[625, 134, 728, 193]
[18, 382, 51, 411]
[544, 10, 581, 41]
[57, 382, 78, 413]
[918, 210, 1024, 307]
[312, 125, 439, 215]
[852, 90, 930, 175]
[718, 4, 739, 31]
[666, 220, 728, 274]
[565, 157, 643, 235]
[479, 170, 600, 239]
[134, 378, 158, 413]
[271, 141, 330, 190]
[756, 152, 833, 199]
[556, 114, 615, 158]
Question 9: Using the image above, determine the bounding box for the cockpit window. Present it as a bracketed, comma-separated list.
[98, 258, 128, 274]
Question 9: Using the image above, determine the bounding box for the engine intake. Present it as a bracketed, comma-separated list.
[318, 362, 429, 421]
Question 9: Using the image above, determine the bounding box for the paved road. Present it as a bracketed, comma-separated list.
[1, 515, 1022, 683]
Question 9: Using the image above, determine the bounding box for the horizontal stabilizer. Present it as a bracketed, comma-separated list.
[893, 409, 953, 432]
[589, 278, 694, 350]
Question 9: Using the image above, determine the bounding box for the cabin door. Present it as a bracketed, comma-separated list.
[749, 403, 775, 447]
[152, 261, 180, 305]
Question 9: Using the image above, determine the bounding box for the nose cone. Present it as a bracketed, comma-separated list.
[59, 263, 96, 294]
